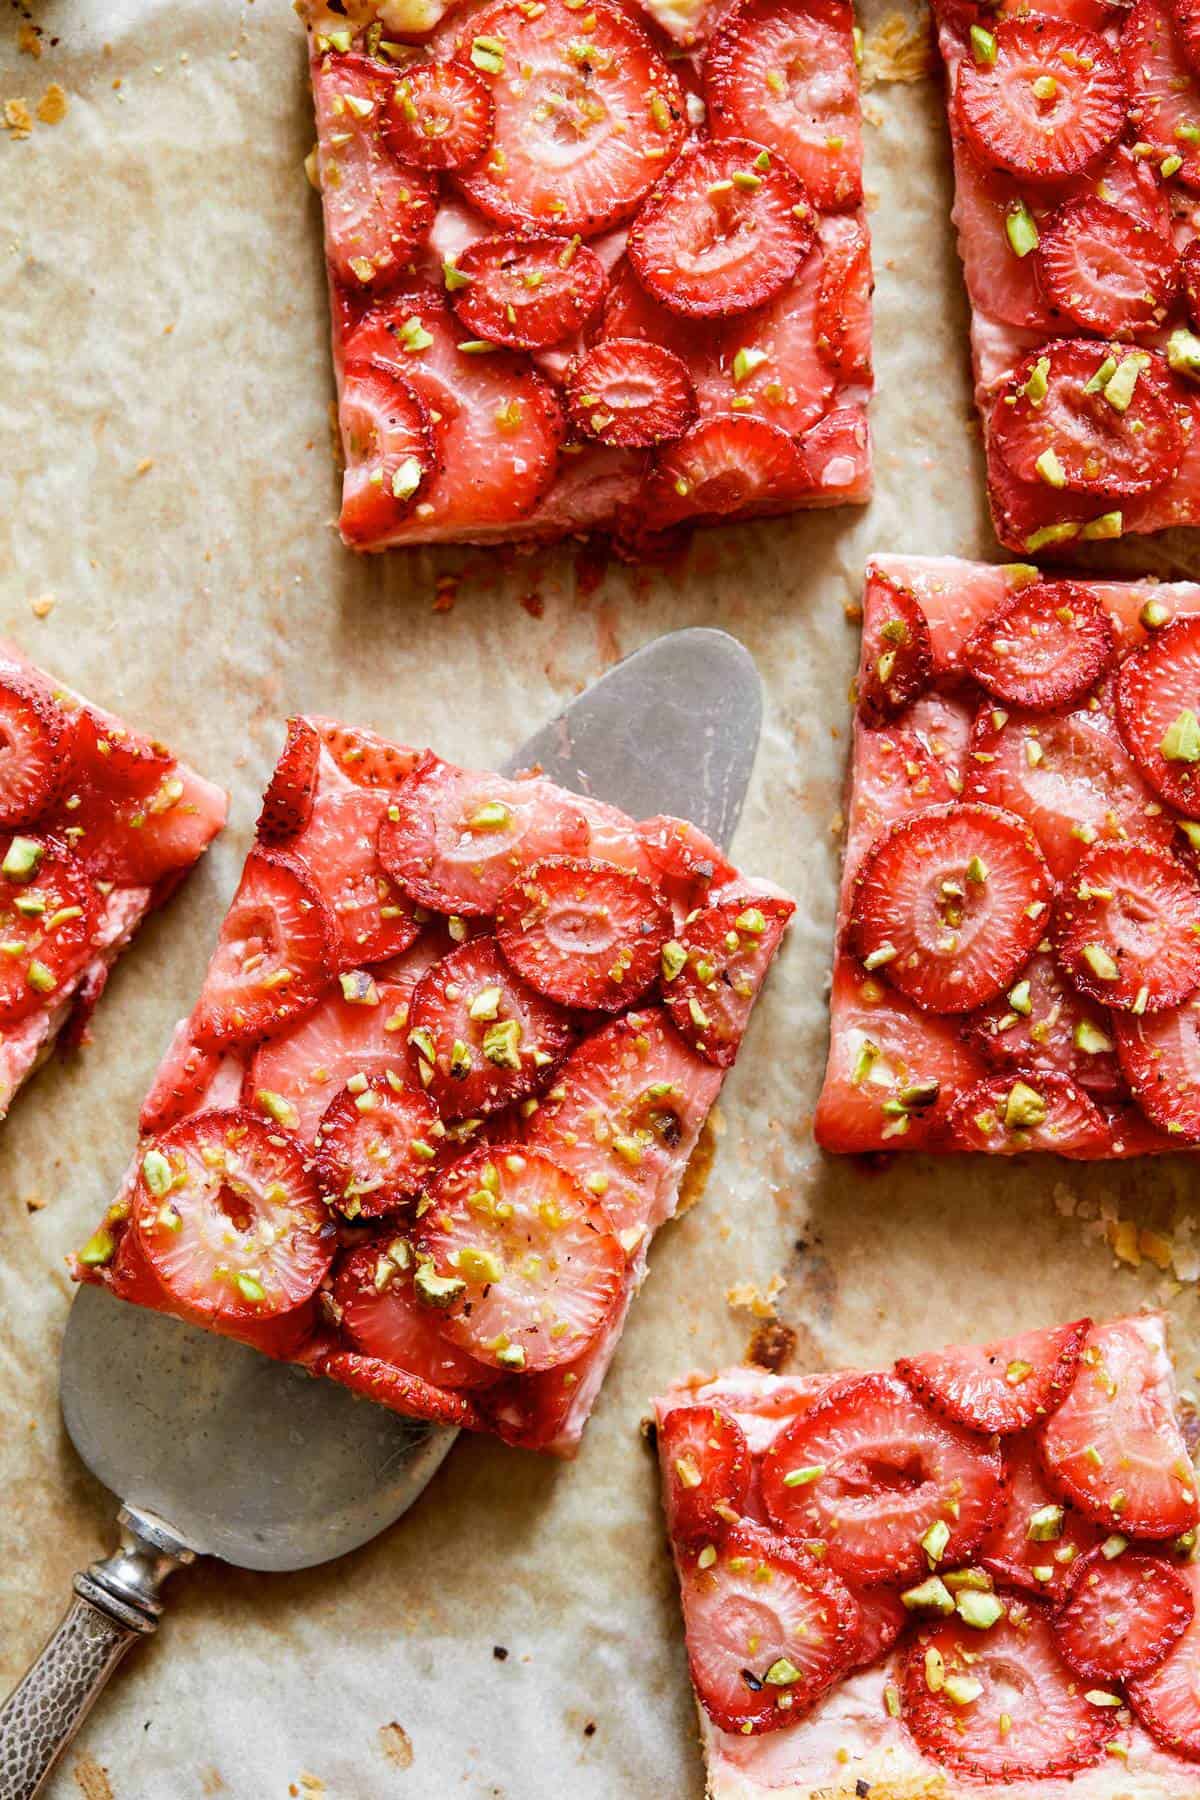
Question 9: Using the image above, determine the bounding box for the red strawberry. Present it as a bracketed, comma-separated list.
[311, 52, 436, 291]
[312, 718, 421, 790]
[1115, 614, 1200, 819]
[133, 1108, 333, 1322]
[636, 815, 737, 909]
[946, 1071, 1110, 1154]
[1036, 199, 1178, 338]
[0, 835, 99, 1025]
[760, 1372, 1003, 1586]
[406, 936, 574, 1120]
[901, 1600, 1113, 1781]
[380, 59, 494, 171]
[1122, 0, 1200, 193]
[1185, 237, 1200, 329]
[857, 576, 934, 725]
[628, 139, 815, 320]
[659, 1404, 751, 1547]
[664, 893, 794, 1067]
[703, 0, 862, 210]
[139, 1024, 224, 1137]
[412, 1145, 623, 1372]
[678, 1520, 861, 1735]
[848, 1583, 907, 1668]
[956, 19, 1125, 182]
[247, 975, 414, 1144]
[814, 218, 873, 381]
[495, 856, 672, 1012]
[1116, 992, 1200, 1139]
[564, 340, 697, 449]
[454, 0, 685, 236]
[333, 1241, 493, 1389]
[291, 783, 422, 969]
[965, 949, 1123, 1096]
[1040, 1315, 1200, 1538]
[314, 1075, 443, 1218]
[963, 580, 1116, 712]
[1172, 0, 1200, 75]
[598, 256, 711, 363]
[696, 236, 835, 438]
[981, 1431, 1102, 1601]
[849, 803, 1052, 1015]
[337, 360, 438, 548]
[0, 675, 66, 826]
[898, 1318, 1089, 1437]
[851, 700, 970, 843]
[1053, 842, 1200, 1014]
[640, 417, 806, 532]
[191, 849, 338, 1049]
[320, 1350, 485, 1430]
[1054, 1545, 1194, 1682]
[449, 234, 606, 351]
[1128, 1563, 1200, 1758]
[257, 718, 321, 844]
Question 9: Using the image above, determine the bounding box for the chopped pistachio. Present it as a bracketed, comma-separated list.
[921, 1518, 951, 1565]
[1082, 943, 1119, 982]
[1080, 511, 1123, 542]
[965, 854, 988, 885]
[901, 1576, 955, 1615]
[471, 34, 506, 72]
[391, 457, 423, 502]
[455, 1245, 504, 1284]
[1086, 1690, 1124, 1709]
[862, 941, 897, 970]
[1007, 979, 1032, 1016]
[1074, 1019, 1113, 1055]
[955, 1590, 1005, 1630]
[1035, 447, 1067, 489]
[483, 1019, 523, 1070]
[468, 985, 503, 1021]
[1025, 521, 1079, 552]
[1103, 354, 1147, 414]
[782, 1464, 826, 1488]
[77, 1228, 115, 1268]
[442, 260, 473, 292]
[1169, 327, 1200, 383]
[413, 1260, 467, 1308]
[467, 800, 513, 831]
[1004, 1079, 1047, 1129]
[142, 1148, 173, 1198]
[1140, 597, 1173, 630]
[661, 940, 687, 982]
[924, 1645, 946, 1693]
[1005, 1359, 1033, 1386]
[1005, 199, 1038, 258]
[1023, 355, 1050, 404]
[256, 1089, 300, 1132]
[970, 22, 997, 61]
[1161, 709, 1200, 763]
[850, 1038, 880, 1086]
[235, 1273, 266, 1305]
[763, 1657, 802, 1687]
[495, 1342, 527, 1369]
[1101, 1534, 1129, 1560]
[26, 959, 55, 994]
[697, 1543, 717, 1570]
[1, 836, 43, 881]
[944, 1675, 983, 1707]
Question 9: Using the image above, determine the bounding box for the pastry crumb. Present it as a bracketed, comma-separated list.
[135, 457, 154, 476]
[18, 23, 42, 58]
[36, 83, 68, 125]
[378, 1722, 413, 1769]
[860, 12, 933, 87]
[29, 593, 55, 619]
[3, 98, 33, 138]
[726, 1272, 787, 1320]
[432, 574, 459, 613]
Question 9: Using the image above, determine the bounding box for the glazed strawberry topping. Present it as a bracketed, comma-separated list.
[1116, 991, 1200, 1139]
[1121, 0, 1200, 192]
[1052, 842, 1200, 1012]
[256, 718, 321, 845]
[1128, 1563, 1200, 1758]
[955, 19, 1126, 182]
[1054, 1545, 1195, 1682]
[246, 975, 413, 1144]
[291, 783, 423, 969]
[946, 1069, 1109, 1153]
[315, 719, 420, 791]
[449, 235, 606, 351]
[857, 576, 934, 725]
[495, 856, 672, 1011]
[192, 850, 337, 1050]
[0, 834, 99, 1025]
[966, 949, 1123, 1095]
[320, 1352, 486, 1431]
[642, 417, 806, 530]
[337, 361, 438, 548]
[814, 218, 873, 380]
[980, 1431, 1101, 1601]
[139, 1028, 223, 1137]
[1035, 199, 1179, 338]
[703, 247, 837, 436]
[0, 676, 66, 826]
[1115, 614, 1200, 818]
[663, 894, 795, 1066]
[660, 1404, 752, 1546]
[334, 1242, 492, 1389]
[564, 340, 697, 448]
[897, 1318, 1089, 1436]
[380, 61, 494, 172]
[55, 708, 219, 887]
[1185, 238, 1200, 330]
[963, 580, 1116, 712]
[314, 1074, 443, 1218]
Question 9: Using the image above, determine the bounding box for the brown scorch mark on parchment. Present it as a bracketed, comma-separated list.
[379, 1721, 414, 1769]
[746, 1318, 797, 1372]
[72, 1757, 114, 1800]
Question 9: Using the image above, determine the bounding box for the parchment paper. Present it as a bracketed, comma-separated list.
[3, 4, 1200, 1797]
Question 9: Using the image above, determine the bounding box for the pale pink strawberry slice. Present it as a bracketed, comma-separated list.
[0, 835, 99, 1025]
[290, 783, 422, 970]
[857, 575, 934, 725]
[564, 340, 697, 448]
[848, 697, 972, 871]
[1053, 842, 1200, 1013]
[1123, 0, 1200, 192]
[898, 1318, 1089, 1436]
[246, 976, 413, 1144]
[965, 949, 1123, 1096]
[139, 1023, 224, 1136]
[1128, 1562, 1200, 1757]
[454, 0, 685, 236]
[848, 1583, 907, 1669]
[698, 250, 835, 438]
[815, 216, 872, 381]
[314, 1074, 443, 1218]
[1115, 614, 1200, 819]
[256, 718, 321, 845]
[659, 1403, 751, 1546]
[964, 580, 1116, 712]
[981, 1431, 1102, 1601]
[947, 1071, 1110, 1155]
[598, 256, 711, 363]
[664, 893, 795, 1066]
[760, 1372, 1003, 1585]
[380, 59, 494, 172]
[0, 675, 66, 825]
[636, 816, 737, 914]
[1055, 1545, 1194, 1683]
[312, 718, 421, 792]
[495, 856, 672, 1012]
[337, 360, 438, 548]
[412, 1145, 623, 1372]
[901, 1601, 1113, 1781]
[320, 1351, 486, 1430]
[1040, 1315, 1200, 1538]
[679, 1520, 861, 1735]
[333, 1241, 493, 1389]
[133, 1108, 333, 1323]
[703, 0, 862, 210]
[640, 417, 806, 532]
[1115, 992, 1200, 1139]
[956, 19, 1126, 182]
[450, 234, 606, 350]
[1036, 199, 1178, 337]
[191, 849, 337, 1049]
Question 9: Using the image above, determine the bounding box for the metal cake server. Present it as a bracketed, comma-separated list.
[0, 625, 763, 1800]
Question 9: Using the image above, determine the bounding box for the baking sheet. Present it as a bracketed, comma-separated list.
[3, 3, 1200, 1797]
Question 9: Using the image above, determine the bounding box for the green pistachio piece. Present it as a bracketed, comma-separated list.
[1003, 1079, 1047, 1129]
[142, 1148, 173, 1198]
[483, 1018, 523, 1070]
[77, 1228, 115, 1268]
[2, 836, 43, 881]
[970, 22, 996, 61]
[1005, 200, 1038, 258]
[413, 1261, 467, 1309]
[1027, 1503, 1065, 1541]
[1161, 709, 1200, 764]
[782, 1464, 826, 1488]
[1169, 327, 1200, 382]
[955, 1590, 1005, 1630]
[1082, 943, 1119, 981]
[901, 1576, 955, 1615]
[921, 1518, 951, 1565]
[763, 1658, 803, 1687]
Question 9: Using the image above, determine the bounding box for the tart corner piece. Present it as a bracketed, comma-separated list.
[655, 1310, 1200, 1797]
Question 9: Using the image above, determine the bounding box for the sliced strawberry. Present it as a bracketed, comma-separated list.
[851, 698, 971, 849]
[450, 234, 606, 351]
[495, 856, 671, 1012]
[636, 816, 737, 912]
[564, 340, 696, 449]
[380, 59, 494, 171]
[0, 834, 99, 1025]
[1115, 614, 1200, 819]
[257, 718, 321, 845]
[990, 342, 1183, 499]
[1040, 1316, 1199, 1538]
[1172, 0, 1200, 76]
[1116, 991, 1200, 1138]
[698, 250, 835, 436]
[703, 0, 862, 211]
[946, 1071, 1109, 1155]
[139, 1025, 224, 1137]
[963, 580, 1116, 712]
[454, 0, 685, 236]
[660, 1404, 751, 1546]
[640, 417, 805, 531]
[664, 893, 794, 1067]
[337, 360, 438, 548]
[0, 675, 65, 826]
[291, 784, 421, 969]
[898, 1319, 1089, 1437]
[314, 1075, 442, 1218]
[377, 752, 589, 915]
[965, 949, 1123, 1096]
[1128, 1562, 1200, 1758]
[628, 139, 815, 320]
[760, 1372, 1003, 1585]
[1036, 199, 1178, 338]
[191, 849, 337, 1049]
[320, 1350, 485, 1430]
[857, 577, 934, 726]
[1055, 1546, 1194, 1682]
[1053, 843, 1200, 1014]
[413, 1145, 623, 1371]
[849, 1584, 907, 1668]
[247, 976, 413, 1144]
[598, 256, 710, 363]
[814, 217, 873, 381]
[333, 1240, 492, 1388]
[525, 1005, 721, 1243]
[849, 803, 1052, 1015]
[406, 936, 573, 1119]
[981, 1432, 1102, 1601]
[679, 1520, 861, 1734]
[313, 718, 421, 790]
[1185, 237, 1200, 330]
[1122, 0, 1200, 194]
[133, 1108, 333, 1322]
[901, 1600, 1113, 1781]
[311, 52, 437, 291]
[956, 19, 1125, 182]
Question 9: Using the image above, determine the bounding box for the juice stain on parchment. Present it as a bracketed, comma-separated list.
[72, 1757, 114, 1800]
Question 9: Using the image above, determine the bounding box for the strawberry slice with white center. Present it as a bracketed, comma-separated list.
[0, 834, 99, 1025]
[524, 1005, 721, 1242]
[700, 248, 835, 436]
[760, 1372, 1003, 1585]
[291, 783, 422, 970]
[380, 60, 494, 172]
[564, 340, 697, 448]
[1055, 1545, 1194, 1682]
[965, 949, 1123, 1096]
[139, 1023, 224, 1136]
[1039, 1315, 1200, 1538]
[412, 1145, 623, 1373]
[333, 1240, 493, 1389]
[246, 976, 413, 1144]
[0, 675, 66, 825]
[857, 576, 934, 725]
[628, 138, 815, 319]
[897, 1318, 1089, 1436]
[377, 752, 590, 915]
[191, 849, 337, 1049]
[664, 893, 795, 1067]
[990, 342, 1183, 500]
[703, 0, 862, 210]
[449, 234, 606, 350]
[406, 936, 574, 1120]
[320, 1351, 486, 1430]
[454, 0, 685, 236]
[314, 1074, 443, 1218]
[679, 1520, 861, 1735]
[901, 1600, 1114, 1781]
[337, 360, 438, 549]
[640, 417, 806, 532]
[1116, 991, 1200, 1139]
[814, 216, 873, 382]
[1122, 0, 1200, 194]
[956, 18, 1125, 182]
[313, 717, 421, 791]
[495, 856, 673, 1011]
[133, 1108, 333, 1322]
[311, 52, 437, 291]
[981, 1431, 1101, 1601]
[256, 718, 321, 845]
[1128, 1562, 1200, 1757]
[946, 1071, 1110, 1154]
[1053, 842, 1200, 1013]
[1115, 613, 1200, 819]
[964, 580, 1116, 712]
[1036, 199, 1179, 338]
[660, 1403, 752, 1546]
[849, 802, 1052, 1014]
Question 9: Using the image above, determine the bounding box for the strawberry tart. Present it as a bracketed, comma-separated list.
[74, 716, 793, 1453]
[0, 641, 225, 1124]
[656, 1311, 1200, 1796]
[934, 0, 1200, 554]
[816, 552, 1200, 1157]
[298, 0, 872, 550]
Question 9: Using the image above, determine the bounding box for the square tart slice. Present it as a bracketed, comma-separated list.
[298, 0, 872, 552]
[74, 718, 793, 1454]
[816, 553, 1200, 1158]
[655, 1310, 1200, 1797]
[0, 641, 225, 1122]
